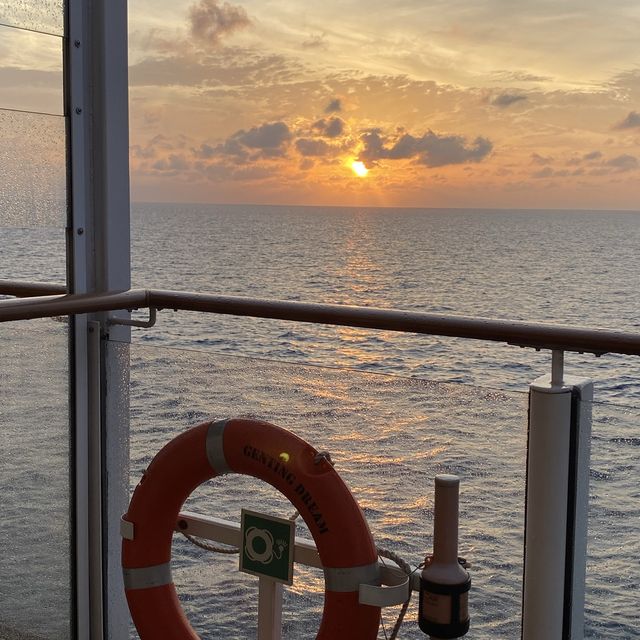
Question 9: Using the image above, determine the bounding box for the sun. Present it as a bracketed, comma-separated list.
[351, 160, 369, 178]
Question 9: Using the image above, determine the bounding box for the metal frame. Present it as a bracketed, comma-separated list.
[174, 511, 417, 593]
[66, 2, 92, 637]
[87, 321, 105, 638]
[173, 511, 415, 640]
[64, 0, 131, 637]
[1, 282, 640, 356]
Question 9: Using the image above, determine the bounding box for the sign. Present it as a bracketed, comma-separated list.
[239, 509, 295, 585]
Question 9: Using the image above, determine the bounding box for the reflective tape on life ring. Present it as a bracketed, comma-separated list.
[324, 562, 381, 593]
[122, 418, 381, 639]
[123, 562, 172, 590]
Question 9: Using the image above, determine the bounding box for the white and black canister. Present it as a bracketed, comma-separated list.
[418, 474, 470, 639]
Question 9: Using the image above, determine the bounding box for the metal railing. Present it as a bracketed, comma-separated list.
[1, 280, 640, 356]
[164, 512, 417, 639]
[2, 278, 639, 640]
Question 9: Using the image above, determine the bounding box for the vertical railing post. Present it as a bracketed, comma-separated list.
[67, 0, 131, 637]
[522, 352, 593, 639]
[257, 578, 283, 640]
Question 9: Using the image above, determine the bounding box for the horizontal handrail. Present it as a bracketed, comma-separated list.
[0, 280, 67, 297]
[1, 279, 640, 356]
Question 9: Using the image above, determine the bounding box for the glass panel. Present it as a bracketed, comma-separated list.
[0, 228, 67, 283]
[0, 318, 71, 639]
[0, 0, 64, 36]
[587, 400, 639, 638]
[0, 110, 66, 229]
[0, 108, 67, 282]
[0, 25, 63, 115]
[125, 342, 528, 638]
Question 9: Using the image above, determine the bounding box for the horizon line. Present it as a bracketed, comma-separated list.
[130, 200, 640, 214]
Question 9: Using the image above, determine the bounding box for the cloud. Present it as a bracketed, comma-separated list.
[129, 49, 302, 89]
[212, 137, 250, 161]
[566, 150, 602, 166]
[359, 129, 492, 167]
[189, 0, 251, 46]
[295, 138, 331, 157]
[194, 143, 217, 159]
[492, 93, 527, 108]
[193, 161, 275, 182]
[234, 121, 291, 149]
[302, 33, 327, 50]
[492, 70, 552, 83]
[531, 153, 552, 165]
[325, 98, 342, 113]
[532, 167, 569, 179]
[612, 111, 640, 130]
[583, 150, 603, 161]
[152, 154, 191, 174]
[132, 144, 157, 160]
[198, 122, 292, 162]
[532, 152, 638, 178]
[230, 166, 273, 181]
[312, 117, 345, 138]
[606, 154, 638, 171]
[133, 134, 185, 159]
[134, 27, 187, 56]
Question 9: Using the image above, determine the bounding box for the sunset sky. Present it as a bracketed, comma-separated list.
[126, 0, 640, 209]
[3, 0, 640, 208]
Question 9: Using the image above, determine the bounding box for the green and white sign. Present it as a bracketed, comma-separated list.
[239, 509, 295, 585]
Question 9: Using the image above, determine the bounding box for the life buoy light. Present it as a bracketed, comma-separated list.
[122, 418, 381, 639]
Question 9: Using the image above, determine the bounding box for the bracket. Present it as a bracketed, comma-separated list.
[109, 307, 157, 328]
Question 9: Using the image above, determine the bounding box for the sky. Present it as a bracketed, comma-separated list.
[125, 0, 640, 209]
[2, 1, 640, 208]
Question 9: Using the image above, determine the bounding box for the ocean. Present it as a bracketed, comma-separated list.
[131, 204, 640, 397]
[128, 204, 640, 638]
[1, 204, 639, 638]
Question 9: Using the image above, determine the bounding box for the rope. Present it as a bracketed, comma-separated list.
[181, 532, 239, 554]
[376, 547, 416, 640]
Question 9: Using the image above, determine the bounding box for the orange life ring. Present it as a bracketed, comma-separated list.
[122, 418, 381, 639]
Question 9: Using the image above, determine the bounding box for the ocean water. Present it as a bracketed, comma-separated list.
[125, 205, 639, 638]
[2, 204, 640, 639]
[131, 204, 640, 398]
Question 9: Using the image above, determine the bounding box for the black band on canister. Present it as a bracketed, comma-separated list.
[418, 574, 471, 639]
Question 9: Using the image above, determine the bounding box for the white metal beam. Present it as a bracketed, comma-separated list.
[522, 373, 593, 640]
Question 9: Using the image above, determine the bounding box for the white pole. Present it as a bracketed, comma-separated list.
[257, 578, 283, 640]
[522, 364, 592, 640]
[432, 476, 465, 575]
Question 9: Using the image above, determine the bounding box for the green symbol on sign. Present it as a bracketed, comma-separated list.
[240, 509, 295, 585]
